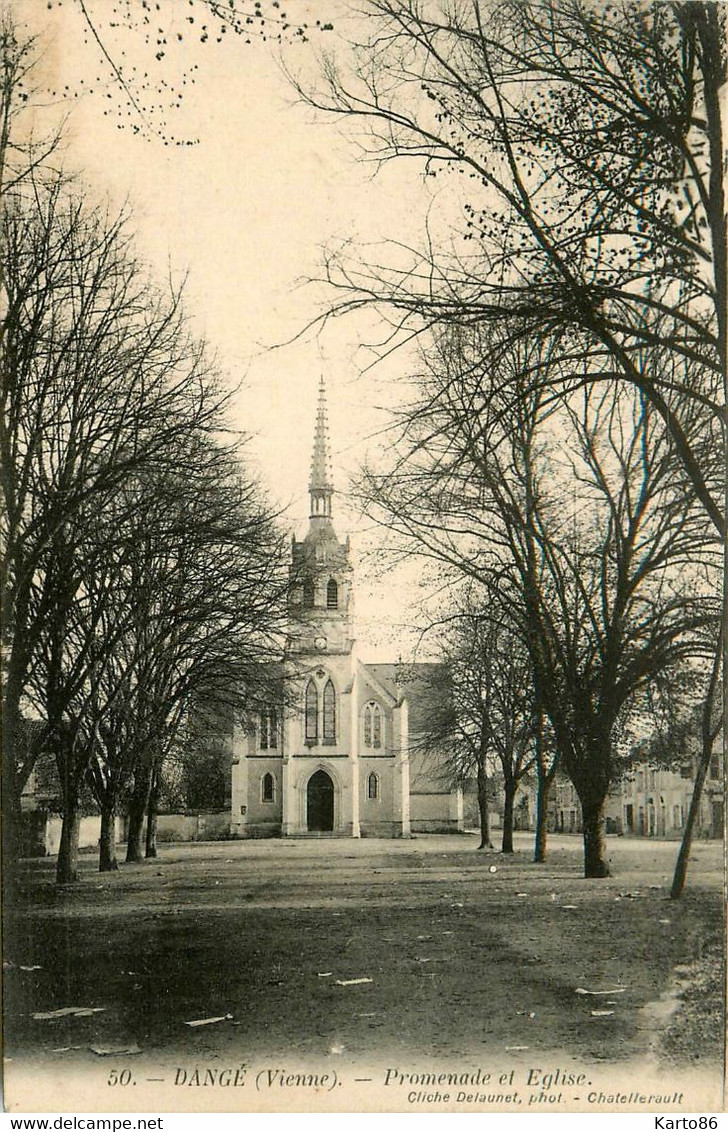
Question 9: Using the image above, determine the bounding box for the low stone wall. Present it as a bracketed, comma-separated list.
[22, 811, 232, 856]
[232, 821, 282, 839]
[410, 818, 463, 834]
[152, 812, 232, 843]
[359, 821, 410, 838]
[43, 816, 123, 857]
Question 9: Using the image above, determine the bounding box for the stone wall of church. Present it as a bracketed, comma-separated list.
[358, 755, 399, 837]
[231, 718, 284, 837]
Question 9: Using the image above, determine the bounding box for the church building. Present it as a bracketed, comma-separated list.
[230, 379, 463, 838]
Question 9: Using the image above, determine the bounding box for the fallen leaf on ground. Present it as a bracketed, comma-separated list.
[575, 987, 626, 996]
[32, 1007, 106, 1020]
[90, 1044, 142, 1056]
[184, 1014, 233, 1027]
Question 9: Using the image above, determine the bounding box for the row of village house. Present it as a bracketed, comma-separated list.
[501, 756, 725, 841]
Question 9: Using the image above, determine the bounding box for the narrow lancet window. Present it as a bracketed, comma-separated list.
[262, 773, 275, 803]
[323, 679, 336, 741]
[305, 679, 318, 741]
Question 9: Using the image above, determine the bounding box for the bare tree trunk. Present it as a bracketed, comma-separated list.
[55, 727, 83, 885]
[670, 756, 711, 899]
[534, 772, 551, 863]
[671, 629, 723, 899]
[126, 764, 151, 863]
[2, 677, 23, 879]
[99, 802, 119, 872]
[56, 791, 80, 884]
[533, 710, 554, 863]
[476, 753, 493, 849]
[581, 794, 609, 878]
[145, 764, 159, 859]
[501, 780, 515, 853]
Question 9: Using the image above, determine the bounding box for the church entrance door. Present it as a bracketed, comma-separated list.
[307, 770, 334, 832]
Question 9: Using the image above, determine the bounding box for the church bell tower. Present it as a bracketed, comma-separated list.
[288, 377, 354, 658]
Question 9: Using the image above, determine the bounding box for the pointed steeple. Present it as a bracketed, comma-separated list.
[309, 376, 334, 523]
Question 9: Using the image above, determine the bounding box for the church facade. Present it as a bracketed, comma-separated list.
[230, 380, 463, 839]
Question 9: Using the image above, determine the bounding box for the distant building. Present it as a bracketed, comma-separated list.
[616, 752, 723, 839]
[230, 379, 461, 838]
[533, 752, 723, 840]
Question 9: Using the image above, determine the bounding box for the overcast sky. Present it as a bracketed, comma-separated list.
[23, 0, 450, 659]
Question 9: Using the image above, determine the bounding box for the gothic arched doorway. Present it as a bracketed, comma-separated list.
[307, 770, 334, 832]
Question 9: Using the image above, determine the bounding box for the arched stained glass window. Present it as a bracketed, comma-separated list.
[305, 679, 318, 741]
[363, 703, 382, 749]
[260, 708, 278, 750]
[372, 705, 381, 748]
[323, 679, 336, 741]
[302, 578, 315, 608]
[326, 578, 338, 609]
[262, 773, 275, 803]
[368, 773, 379, 800]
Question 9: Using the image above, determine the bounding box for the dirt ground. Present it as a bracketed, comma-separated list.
[3, 832, 725, 1109]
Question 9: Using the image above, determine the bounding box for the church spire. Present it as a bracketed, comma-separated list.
[309, 376, 334, 522]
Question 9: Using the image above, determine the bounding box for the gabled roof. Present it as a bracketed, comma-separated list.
[362, 662, 448, 730]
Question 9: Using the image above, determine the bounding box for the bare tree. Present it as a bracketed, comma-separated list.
[431, 603, 537, 854]
[117, 448, 288, 865]
[407, 611, 501, 851]
[1, 166, 233, 879]
[359, 328, 719, 876]
[296, 0, 724, 537]
[27, 1, 335, 146]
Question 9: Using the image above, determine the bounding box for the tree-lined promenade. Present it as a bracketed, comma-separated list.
[0, 24, 288, 885]
[1, 1, 723, 899]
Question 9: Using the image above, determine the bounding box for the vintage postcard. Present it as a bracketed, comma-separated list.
[2, 0, 725, 1116]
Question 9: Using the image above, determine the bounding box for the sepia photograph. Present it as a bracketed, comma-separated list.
[1, 0, 725, 1117]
